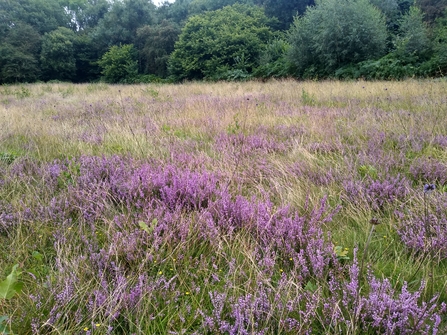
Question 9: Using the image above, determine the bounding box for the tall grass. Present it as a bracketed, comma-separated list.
[1, 79, 446, 334]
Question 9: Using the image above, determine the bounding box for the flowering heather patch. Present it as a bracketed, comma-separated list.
[1, 81, 447, 334]
[215, 132, 288, 156]
[342, 174, 410, 211]
[324, 256, 446, 335]
[410, 157, 447, 186]
[397, 192, 447, 259]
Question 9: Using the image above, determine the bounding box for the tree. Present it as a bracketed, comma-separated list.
[0, 0, 71, 35]
[156, 0, 193, 25]
[40, 27, 77, 81]
[0, 23, 41, 83]
[91, 0, 156, 55]
[97, 44, 138, 83]
[254, 37, 292, 79]
[287, 0, 387, 77]
[136, 21, 181, 77]
[73, 34, 102, 82]
[168, 4, 274, 81]
[0, 46, 40, 84]
[431, 13, 447, 75]
[396, 0, 414, 14]
[369, 0, 399, 30]
[418, 0, 447, 24]
[396, 6, 430, 58]
[262, 0, 315, 30]
[62, 0, 110, 31]
[188, 0, 256, 15]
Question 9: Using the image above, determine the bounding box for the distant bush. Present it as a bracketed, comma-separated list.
[168, 4, 274, 81]
[254, 38, 292, 79]
[335, 53, 420, 80]
[98, 44, 138, 83]
[288, 0, 387, 78]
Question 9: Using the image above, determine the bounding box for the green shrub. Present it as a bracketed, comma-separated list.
[98, 44, 138, 83]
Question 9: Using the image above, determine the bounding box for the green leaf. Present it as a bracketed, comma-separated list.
[304, 281, 317, 292]
[139, 221, 150, 233]
[139, 219, 158, 235]
[32, 251, 43, 262]
[0, 315, 11, 334]
[334, 246, 350, 260]
[0, 265, 23, 300]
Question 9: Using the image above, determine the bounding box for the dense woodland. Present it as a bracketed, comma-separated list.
[0, 0, 446, 83]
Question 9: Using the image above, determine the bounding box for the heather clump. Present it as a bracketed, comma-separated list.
[215, 132, 288, 156]
[325, 258, 446, 335]
[199, 260, 446, 335]
[342, 174, 410, 212]
[409, 157, 447, 186]
[397, 191, 447, 259]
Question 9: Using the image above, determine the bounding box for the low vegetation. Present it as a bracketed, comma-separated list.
[0, 80, 446, 334]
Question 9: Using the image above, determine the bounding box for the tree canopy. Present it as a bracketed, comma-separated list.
[168, 4, 274, 81]
[40, 27, 77, 81]
[0, 0, 446, 83]
[98, 44, 138, 83]
[288, 0, 388, 77]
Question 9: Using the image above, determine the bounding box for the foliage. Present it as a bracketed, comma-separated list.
[0, 0, 71, 35]
[335, 53, 417, 80]
[262, 0, 315, 30]
[395, 6, 431, 58]
[72, 33, 102, 83]
[64, 0, 110, 31]
[335, 6, 434, 81]
[90, 0, 156, 55]
[97, 44, 138, 83]
[254, 37, 292, 78]
[0, 265, 22, 335]
[136, 21, 181, 78]
[0, 23, 41, 84]
[396, 0, 414, 14]
[0, 0, 447, 82]
[369, 0, 400, 31]
[40, 27, 77, 81]
[168, 4, 274, 81]
[156, 0, 193, 24]
[418, 0, 447, 24]
[188, 0, 257, 15]
[428, 14, 447, 76]
[288, 0, 388, 78]
[0, 47, 39, 85]
[0, 265, 23, 300]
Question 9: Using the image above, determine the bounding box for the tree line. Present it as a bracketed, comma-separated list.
[0, 0, 446, 84]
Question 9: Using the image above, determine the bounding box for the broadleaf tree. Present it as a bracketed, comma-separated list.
[262, 0, 315, 30]
[137, 21, 181, 78]
[288, 0, 388, 77]
[91, 0, 156, 55]
[98, 44, 138, 83]
[0, 0, 71, 35]
[40, 27, 77, 81]
[168, 4, 274, 81]
[396, 6, 430, 58]
[0, 22, 41, 83]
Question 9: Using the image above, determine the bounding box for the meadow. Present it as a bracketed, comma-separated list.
[0, 80, 446, 334]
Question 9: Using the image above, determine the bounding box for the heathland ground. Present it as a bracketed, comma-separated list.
[0, 80, 446, 334]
